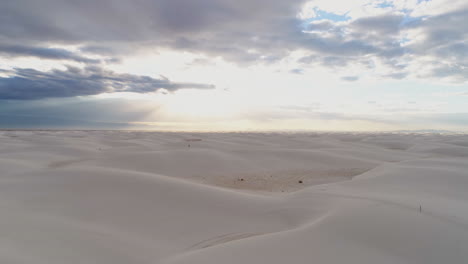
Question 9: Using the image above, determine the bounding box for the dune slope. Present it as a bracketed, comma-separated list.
[0, 131, 467, 263]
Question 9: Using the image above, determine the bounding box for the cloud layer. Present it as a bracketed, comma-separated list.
[0, 0, 467, 130]
[0, 43, 100, 63]
[0, 66, 214, 100]
[1, 0, 467, 81]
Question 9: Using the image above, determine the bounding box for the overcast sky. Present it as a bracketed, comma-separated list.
[1, 0, 467, 131]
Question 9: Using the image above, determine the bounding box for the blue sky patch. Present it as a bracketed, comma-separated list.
[376, 1, 394, 8]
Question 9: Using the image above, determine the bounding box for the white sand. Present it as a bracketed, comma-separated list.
[1, 131, 468, 263]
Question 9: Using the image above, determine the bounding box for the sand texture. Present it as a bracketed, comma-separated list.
[1, 131, 468, 263]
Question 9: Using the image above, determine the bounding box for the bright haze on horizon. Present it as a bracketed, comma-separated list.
[0, 0, 467, 131]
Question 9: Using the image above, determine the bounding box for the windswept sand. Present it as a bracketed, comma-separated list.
[1, 131, 468, 263]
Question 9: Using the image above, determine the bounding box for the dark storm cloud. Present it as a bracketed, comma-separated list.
[0, 66, 214, 100]
[0, 43, 100, 63]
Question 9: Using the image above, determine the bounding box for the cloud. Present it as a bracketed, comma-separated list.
[290, 68, 304, 75]
[0, 66, 214, 100]
[351, 14, 404, 34]
[341, 76, 359, 82]
[0, 0, 303, 48]
[404, 8, 468, 82]
[0, 43, 100, 63]
[382, 72, 408, 80]
[0, 0, 467, 81]
[297, 3, 468, 81]
[0, 0, 391, 64]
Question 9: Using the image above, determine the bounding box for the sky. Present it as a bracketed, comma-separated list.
[0, 0, 467, 131]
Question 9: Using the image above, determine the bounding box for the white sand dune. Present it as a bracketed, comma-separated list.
[1, 131, 468, 263]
